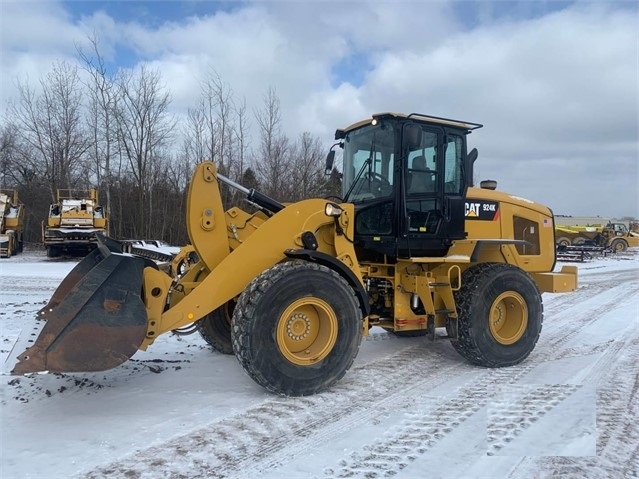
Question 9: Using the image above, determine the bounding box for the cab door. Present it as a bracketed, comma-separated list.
[399, 126, 467, 257]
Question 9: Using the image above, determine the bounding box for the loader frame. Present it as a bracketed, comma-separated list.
[12, 113, 578, 398]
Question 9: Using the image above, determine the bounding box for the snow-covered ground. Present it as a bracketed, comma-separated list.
[1, 248, 637, 479]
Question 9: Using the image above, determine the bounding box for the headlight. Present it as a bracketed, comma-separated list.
[325, 202, 343, 217]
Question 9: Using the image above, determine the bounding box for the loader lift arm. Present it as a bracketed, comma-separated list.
[12, 161, 364, 377]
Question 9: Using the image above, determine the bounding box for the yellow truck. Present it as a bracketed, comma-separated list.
[0, 190, 25, 258]
[555, 223, 639, 252]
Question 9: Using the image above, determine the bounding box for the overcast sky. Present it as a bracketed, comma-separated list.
[1, 0, 637, 218]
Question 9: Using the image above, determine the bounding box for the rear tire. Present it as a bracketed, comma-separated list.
[198, 301, 235, 354]
[452, 263, 543, 367]
[232, 260, 362, 396]
[556, 237, 571, 247]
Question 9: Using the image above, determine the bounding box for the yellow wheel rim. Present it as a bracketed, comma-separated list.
[276, 298, 338, 366]
[489, 292, 528, 345]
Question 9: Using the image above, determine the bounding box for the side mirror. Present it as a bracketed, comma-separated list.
[325, 150, 335, 175]
[465, 148, 479, 187]
[467, 148, 478, 164]
[325, 142, 342, 175]
[404, 124, 423, 150]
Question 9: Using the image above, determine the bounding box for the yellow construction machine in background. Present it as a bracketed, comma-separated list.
[42, 189, 108, 257]
[0, 190, 25, 258]
[555, 223, 639, 252]
[12, 113, 577, 396]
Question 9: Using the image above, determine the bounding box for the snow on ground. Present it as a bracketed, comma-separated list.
[0, 247, 638, 479]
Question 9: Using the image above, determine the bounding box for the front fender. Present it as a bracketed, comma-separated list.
[284, 248, 370, 316]
[155, 199, 350, 335]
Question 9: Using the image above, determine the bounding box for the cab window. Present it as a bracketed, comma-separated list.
[444, 134, 463, 194]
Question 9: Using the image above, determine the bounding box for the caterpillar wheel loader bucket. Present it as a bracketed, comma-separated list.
[12, 237, 153, 374]
[37, 234, 125, 318]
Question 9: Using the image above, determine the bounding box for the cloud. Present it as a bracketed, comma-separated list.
[1, 0, 637, 217]
[308, 3, 638, 216]
[0, 2, 83, 102]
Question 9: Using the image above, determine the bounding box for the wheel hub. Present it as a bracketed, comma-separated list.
[286, 313, 311, 341]
[276, 298, 338, 366]
[492, 306, 505, 327]
[489, 292, 528, 345]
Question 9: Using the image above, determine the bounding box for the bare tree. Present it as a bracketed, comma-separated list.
[182, 106, 207, 170]
[288, 131, 326, 201]
[222, 98, 252, 207]
[182, 71, 255, 208]
[8, 61, 90, 200]
[203, 72, 233, 172]
[77, 35, 118, 222]
[0, 122, 20, 187]
[232, 98, 250, 181]
[254, 87, 290, 200]
[183, 71, 235, 167]
[0, 121, 56, 243]
[113, 64, 175, 237]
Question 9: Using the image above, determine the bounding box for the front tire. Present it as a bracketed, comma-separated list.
[232, 260, 362, 396]
[198, 300, 235, 354]
[452, 263, 543, 367]
[610, 238, 628, 253]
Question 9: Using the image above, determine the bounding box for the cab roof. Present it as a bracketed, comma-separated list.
[335, 112, 483, 140]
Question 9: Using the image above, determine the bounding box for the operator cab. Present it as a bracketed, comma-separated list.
[606, 222, 628, 236]
[334, 113, 482, 260]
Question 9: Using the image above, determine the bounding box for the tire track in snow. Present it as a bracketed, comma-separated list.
[242, 333, 624, 477]
[324, 364, 538, 478]
[592, 337, 639, 478]
[507, 338, 639, 479]
[487, 384, 582, 456]
[76, 261, 638, 478]
[542, 263, 636, 318]
[504, 268, 639, 478]
[78, 345, 461, 479]
[531, 274, 638, 363]
[321, 267, 638, 478]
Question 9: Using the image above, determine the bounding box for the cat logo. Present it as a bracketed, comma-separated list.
[465, 200, 499, 221]
[465, 202, 481, 217]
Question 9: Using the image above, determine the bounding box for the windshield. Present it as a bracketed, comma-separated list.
[612, 223, 627, 234]
[342, 123, 396, 202]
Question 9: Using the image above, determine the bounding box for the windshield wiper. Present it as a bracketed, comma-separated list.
[345, 135, 376, 202]
[344, 157, 371, 201]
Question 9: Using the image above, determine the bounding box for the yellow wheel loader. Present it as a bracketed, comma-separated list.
[11, 113, 577, 396]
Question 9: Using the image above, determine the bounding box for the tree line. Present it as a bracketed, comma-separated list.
[0, 38, 341, 247]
